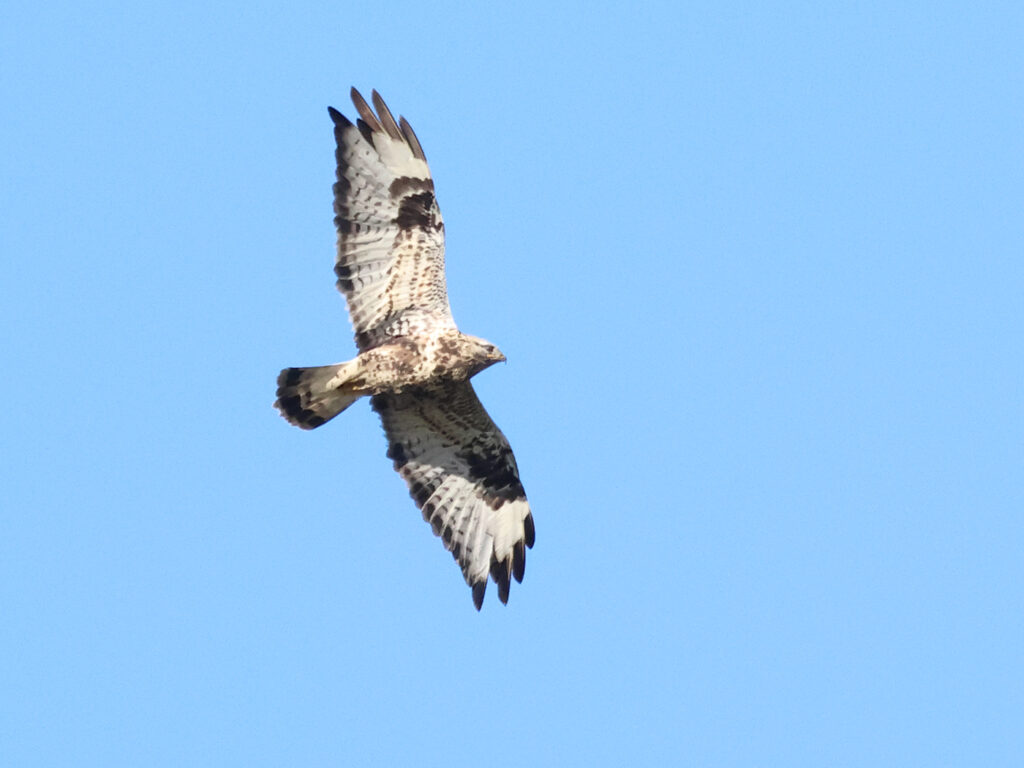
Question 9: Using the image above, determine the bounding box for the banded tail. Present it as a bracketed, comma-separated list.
[274, 363, 363, 429]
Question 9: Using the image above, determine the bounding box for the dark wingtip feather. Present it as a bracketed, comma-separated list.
[523, 512, 536, 548]
[350, 87, 382, 133]
[355, 119, 375, 146]
[471, 581, 486, 611]
[491, 557, 511, 604]
[512, 540, 526, 583]
[398, 116, 427, 161]
[327, 105, 350, 127]
[371, 90, 403, 139]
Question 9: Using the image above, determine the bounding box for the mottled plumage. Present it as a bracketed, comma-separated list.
[275, 88, 533, 609]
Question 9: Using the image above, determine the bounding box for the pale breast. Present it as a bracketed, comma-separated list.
[357, 332, 475, 393]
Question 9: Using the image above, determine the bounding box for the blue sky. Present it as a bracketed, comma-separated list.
[2, 1, 1022, 765]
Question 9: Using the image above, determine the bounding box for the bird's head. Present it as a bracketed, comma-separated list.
[464, 335, 506, 373]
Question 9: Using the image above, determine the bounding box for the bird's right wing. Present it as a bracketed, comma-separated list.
[329, 89, 456, 351]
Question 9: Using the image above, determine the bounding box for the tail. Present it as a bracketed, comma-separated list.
[274, 363, 363, 429]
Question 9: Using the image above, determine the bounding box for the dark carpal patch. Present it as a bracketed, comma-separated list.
[463, 446, 526, 502]
[395, 191, 439, 231]
[389, 176, 433, 198]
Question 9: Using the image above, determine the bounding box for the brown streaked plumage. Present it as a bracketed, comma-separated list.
[275, 89, 533, 610]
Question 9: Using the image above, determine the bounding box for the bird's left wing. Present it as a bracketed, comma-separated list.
[371, 381, 534, 609]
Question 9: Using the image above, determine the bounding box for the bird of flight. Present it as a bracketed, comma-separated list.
[275, 88, 534, 609]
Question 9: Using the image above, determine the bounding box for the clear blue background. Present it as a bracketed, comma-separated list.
[2, 1, 1022, 765]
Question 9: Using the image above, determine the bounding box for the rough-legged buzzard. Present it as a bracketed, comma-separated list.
[275, 89, 533, 609]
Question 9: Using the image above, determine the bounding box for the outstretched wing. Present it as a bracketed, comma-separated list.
[329, 89, 456, 351]
[371, 381, 535, 609]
